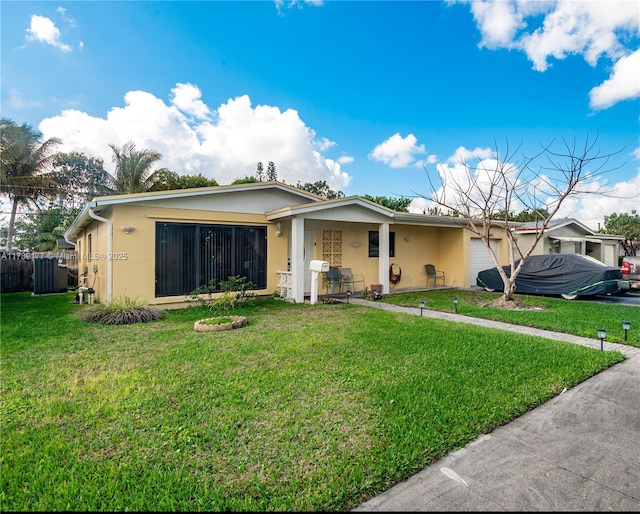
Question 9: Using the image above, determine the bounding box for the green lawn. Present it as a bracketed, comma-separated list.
[381, 288, 640, 347]
[0, 291, 629, 511]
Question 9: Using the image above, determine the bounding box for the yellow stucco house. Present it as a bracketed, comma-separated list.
[64, 181, 511, 307]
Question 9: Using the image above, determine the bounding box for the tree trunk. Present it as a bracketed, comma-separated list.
[502, 281, 517, 302]
[6, 198, 18, 251]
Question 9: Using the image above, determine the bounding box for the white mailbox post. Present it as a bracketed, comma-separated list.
[309, 260, 330, 305]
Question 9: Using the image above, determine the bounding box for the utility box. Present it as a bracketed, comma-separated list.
[33, 258, 68, 295]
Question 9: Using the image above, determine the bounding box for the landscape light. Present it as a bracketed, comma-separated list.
[419, 300, 425, 317]
[453, 297, 459, 314]
[597, 328, 607, 351]
[622, 321, 631, 341]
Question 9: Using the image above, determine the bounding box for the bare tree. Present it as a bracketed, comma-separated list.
[420, 134, 622, 302]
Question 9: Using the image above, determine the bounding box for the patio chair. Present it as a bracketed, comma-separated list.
[325, 266, 342, 296]
[425, 264, 445, 286]
[340, 267, 365, 294]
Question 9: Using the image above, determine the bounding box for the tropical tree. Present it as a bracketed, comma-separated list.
[599, 211, 640, 256]
[53, 151, 112, 209]
[148, 170, 218, 191]
[491, 208, 550, 223]
[420, 134, 622, 303]
[363, 194, 411, 212]
[296, 180, 344, 199]
[231, 175, 259, 185]
[12, 207, 75, 252]
[0, 118, 61, 250]
[109, 141, 169, 194]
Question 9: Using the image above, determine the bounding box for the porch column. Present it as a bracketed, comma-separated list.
[379, 222, 390, 294]
[291, 216, 305, 303]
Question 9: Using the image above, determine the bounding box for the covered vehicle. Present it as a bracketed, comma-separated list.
[476, 254, 622, 300]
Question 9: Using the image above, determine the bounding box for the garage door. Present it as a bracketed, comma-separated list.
[470, 238, 499, 287]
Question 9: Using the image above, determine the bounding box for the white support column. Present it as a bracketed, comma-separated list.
[291, 217, 305, 303]
[379, 222, 390, 294]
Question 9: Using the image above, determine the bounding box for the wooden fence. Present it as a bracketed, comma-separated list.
[1, 251, 78, 293]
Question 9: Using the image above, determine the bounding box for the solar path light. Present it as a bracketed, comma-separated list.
[597, 328, 607, 351]
[622, 320, 631, 341]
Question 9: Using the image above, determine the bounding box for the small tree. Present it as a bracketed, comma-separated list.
[599, 211, 640, 256]
[12, 207, 75, 251]
[421, 134, 622, 303]
[232, 175, 258, 185]
[148, 170, 218, 191]
[362, 194, 412, 212]
[256, 161, 265, 182]
[296, 180, 344, 199]
[53, 151, 112, 208]
[266, 161, 277, 181]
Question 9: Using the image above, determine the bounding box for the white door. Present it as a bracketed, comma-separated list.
[604, 244, 615, 267]
[470, 238, 499, 287]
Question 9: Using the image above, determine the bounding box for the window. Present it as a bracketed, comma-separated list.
[155, 222, 266, 297]
[87, 234, 92, 260]
[368, 230, 395, 258]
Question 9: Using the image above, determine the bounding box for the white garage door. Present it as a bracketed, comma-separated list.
[470, 238, 499, 287]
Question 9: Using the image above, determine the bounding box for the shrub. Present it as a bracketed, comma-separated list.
[186, 275, 257, 313]
[78, 295, 164, 325]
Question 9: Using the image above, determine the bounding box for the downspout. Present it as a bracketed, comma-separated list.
[88, 206, 113, 303]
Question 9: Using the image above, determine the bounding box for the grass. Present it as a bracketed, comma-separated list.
[0, 290, 630, 511]
[382, 288, 640, 347]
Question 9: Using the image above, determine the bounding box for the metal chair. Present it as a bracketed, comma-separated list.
[325, 266, 342, 296]
[425, 264, 445, 286]
[340, 267, 365, 294]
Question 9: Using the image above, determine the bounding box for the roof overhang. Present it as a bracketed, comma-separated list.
[64, 181, 323, 241]
[266, 196, 395, 222]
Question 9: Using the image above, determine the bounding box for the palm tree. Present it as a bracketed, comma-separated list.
[0, 118, 61, 251]
[109, 141, 169, 194]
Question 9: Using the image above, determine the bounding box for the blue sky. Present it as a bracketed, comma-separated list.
[1, 0, 639, 229]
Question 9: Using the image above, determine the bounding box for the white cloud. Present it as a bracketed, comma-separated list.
[554, 170, 640, 230]
[369, 133, 426, 168]
[274, 0, 324, 16]
[469, 0, 526, 48]
[447, 145, 494, 164]
[409, 143, 640, 230]
[170, 83, 211, 120]
[590, 49, 640, 110]
[7, 89, 43, 109]
[56, 6, 77, 27]
[38, 84, 351, 189]
[462, 0, 639, 108]
[518, 0, 638, 71]
[26, 15, 72, 52]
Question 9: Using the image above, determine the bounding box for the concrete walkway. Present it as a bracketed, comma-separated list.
[349, 298, 640, 512]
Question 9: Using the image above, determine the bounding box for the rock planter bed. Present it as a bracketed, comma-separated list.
[194, 315, 248, 332]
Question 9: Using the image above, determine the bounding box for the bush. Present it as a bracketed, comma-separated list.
[186, 275, 257, 314]
[78, 295, 164, 325]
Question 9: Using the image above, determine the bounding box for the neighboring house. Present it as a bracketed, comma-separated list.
[63, 181, 511, 307]
[514, 218, 624, 267]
